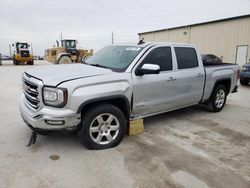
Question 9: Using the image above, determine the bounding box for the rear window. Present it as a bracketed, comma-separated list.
[175, 47, 199, 69]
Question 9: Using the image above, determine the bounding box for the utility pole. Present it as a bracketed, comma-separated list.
[77, 32, 80, 47]
[112, 31, 114, 44]
[30, 43, 33, 55]
[9, 44, 12, 56]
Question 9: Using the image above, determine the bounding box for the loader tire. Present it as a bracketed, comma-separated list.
[27, 60, 34, 65]
[13, 59, 19, 65]
[58, 56, 72, 64]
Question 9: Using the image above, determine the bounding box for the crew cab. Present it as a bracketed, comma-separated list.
[20, 43, 239, 149]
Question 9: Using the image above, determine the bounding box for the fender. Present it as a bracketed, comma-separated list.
[207, 78, 231, 100]
[77, 95, 131, 118]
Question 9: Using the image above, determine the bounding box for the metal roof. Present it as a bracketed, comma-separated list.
[138, 14, 250, 35]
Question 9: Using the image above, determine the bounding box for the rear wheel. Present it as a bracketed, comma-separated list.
[78, 103, 127, 150]
[207, 85, 227, 112]
[27, 60, 34, 65]
[13, 59, 19, 65]
[58, 56, 72, 64]
[240, 80, 249, 86]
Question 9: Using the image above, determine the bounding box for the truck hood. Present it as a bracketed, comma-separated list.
[25, 64, 113, 86]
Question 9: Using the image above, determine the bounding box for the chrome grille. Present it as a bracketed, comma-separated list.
[23, 79, 40, 109]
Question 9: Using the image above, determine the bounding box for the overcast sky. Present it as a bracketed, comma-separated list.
[0, 0, 249, 56]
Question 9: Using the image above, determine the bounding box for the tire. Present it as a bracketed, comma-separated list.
[58, 56, 72, 64]
[78, 103, 127, 150]
[83, 55, 91, 61]
[240, 80, 249, 86]
[207, 85, 227, 112]
[27, 60, 34, 65]
[13, 59, 19, 65]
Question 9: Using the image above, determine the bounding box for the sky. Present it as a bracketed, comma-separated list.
[0, 0, 250, 56]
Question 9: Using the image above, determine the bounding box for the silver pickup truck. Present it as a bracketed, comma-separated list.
[20, 43, 239, 149]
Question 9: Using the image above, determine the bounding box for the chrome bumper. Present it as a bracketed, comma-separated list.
[20, 94, 81, 132]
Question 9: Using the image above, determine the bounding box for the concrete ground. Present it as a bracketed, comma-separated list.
[0, 60, 250, 188]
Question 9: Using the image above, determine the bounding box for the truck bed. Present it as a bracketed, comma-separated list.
[203, 62, 235, 67]
[202, 63, 238, 102]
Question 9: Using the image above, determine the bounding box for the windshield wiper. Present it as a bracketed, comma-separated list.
[88, 63, 109, 69]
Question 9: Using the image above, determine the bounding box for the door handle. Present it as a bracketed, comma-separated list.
[167, 77, 176, 81]
[197, 73, 204, 77]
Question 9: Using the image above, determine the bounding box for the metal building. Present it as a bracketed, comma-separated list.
[138, 14, 250, 66]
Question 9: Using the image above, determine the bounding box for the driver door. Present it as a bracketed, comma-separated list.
[132, 46, 177, 117]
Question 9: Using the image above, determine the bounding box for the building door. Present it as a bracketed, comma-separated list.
[236, 45, 248, 66]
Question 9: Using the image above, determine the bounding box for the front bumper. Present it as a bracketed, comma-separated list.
[20, 94, 81, 134]
[15, 55, 33, 62]
[240, 72, 250, 81]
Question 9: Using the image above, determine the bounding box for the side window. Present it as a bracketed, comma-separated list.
[141, 47, 172, 71]
[175, 47, 199, 69]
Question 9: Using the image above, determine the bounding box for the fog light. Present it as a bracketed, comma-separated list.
[45, 120, 65, 125]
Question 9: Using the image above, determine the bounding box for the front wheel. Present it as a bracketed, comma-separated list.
[78, 104, 127, 150]
[240, 80, 249, 86]
[13, 59, 19, 65]
[207, 85, 227, 112]
[58, 56, 72, 64]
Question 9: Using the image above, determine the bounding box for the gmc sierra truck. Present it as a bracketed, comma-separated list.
[20, 43, 239, 149]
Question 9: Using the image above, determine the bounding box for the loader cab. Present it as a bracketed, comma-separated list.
[14, 42, 29, 54]
[61, 40, 77, 49]
[61, 39, 78, 55]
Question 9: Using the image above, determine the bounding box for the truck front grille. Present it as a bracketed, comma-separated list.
[23, 79, 40, 109]
[21, 50, 30, 57]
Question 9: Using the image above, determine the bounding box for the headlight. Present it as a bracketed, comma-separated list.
[43, 87, 67, 107]
[241, 66, 247, 71]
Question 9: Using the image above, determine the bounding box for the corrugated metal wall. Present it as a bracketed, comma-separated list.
[139, 16, 250, 64]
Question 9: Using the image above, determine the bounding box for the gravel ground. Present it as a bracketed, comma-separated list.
[0, 60, 250, 188]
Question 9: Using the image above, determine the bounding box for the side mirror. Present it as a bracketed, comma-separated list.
[12, 44, 14, 47]
[28, 44, 30, 47]
[135, 64, 160, 76]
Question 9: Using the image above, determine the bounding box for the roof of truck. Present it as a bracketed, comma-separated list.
[112, 42, 194, 48]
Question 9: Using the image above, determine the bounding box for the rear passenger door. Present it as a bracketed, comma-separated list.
[173, 46, 205, 106]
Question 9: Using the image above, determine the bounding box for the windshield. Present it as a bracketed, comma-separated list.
[62, 40, 76, 49]
[85, 45, 143, 72]
[17, 43, 28, 49]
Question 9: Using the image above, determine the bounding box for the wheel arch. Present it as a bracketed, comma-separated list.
[56, 53, 71, 62]
[77, 95, 131, 119]
[211, 78, 231, 98]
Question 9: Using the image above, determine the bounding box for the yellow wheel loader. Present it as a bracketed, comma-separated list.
[45, 39, 93, 64]
[12, 42, 34, 65]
